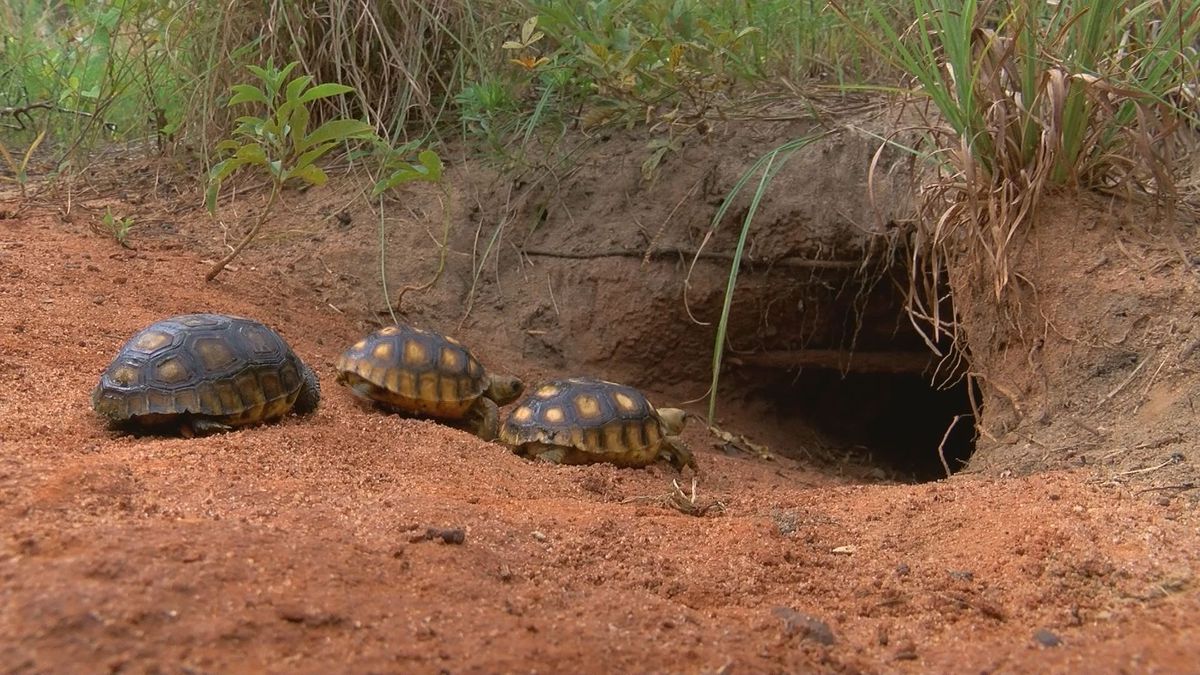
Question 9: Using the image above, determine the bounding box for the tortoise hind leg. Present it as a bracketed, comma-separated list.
[292, 363, 322, 416]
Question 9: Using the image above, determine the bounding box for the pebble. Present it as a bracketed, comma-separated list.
[893, 639, 918, 661]
[1033, 628, 1062, 647]
[772, 607, 835, 645]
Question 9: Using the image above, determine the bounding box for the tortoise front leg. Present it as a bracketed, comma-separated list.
[187, 418, 235, 437]
[660, 436, 698, 473]
[464, 397, 501, 441]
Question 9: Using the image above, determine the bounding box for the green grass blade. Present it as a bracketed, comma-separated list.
[706, 132, 827, 423]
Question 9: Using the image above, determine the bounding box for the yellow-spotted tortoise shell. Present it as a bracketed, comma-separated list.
[334, 324, 523, 440]
[92, 313, 320, 436]
[499, 377, 694, 470]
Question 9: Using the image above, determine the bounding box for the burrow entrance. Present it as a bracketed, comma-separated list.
[736, 367, 979, 481]
[696, 274, 978, 483]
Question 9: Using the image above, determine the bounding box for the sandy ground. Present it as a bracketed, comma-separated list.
[2, 212, 1199, 674]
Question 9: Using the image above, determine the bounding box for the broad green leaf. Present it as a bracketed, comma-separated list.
[274, 98, 302, 135]
[418, 150, 443, 179]
[289, 105, 311, 153]
[210, 157, 246, 182]
[284, 75, 314, 103]
[246, 65, 269, 83]
[234, 143, 268, 165]
[286, 163, 328, 186]
[205, 158, 245, 213]
[292, 142, 337, 173]
[298, 119, 374, 152]
[228, 84, 269, 107]
[214, 139, 241, 154]
[298, 83, 355, 103]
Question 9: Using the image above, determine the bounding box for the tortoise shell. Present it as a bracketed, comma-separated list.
[335, 324, 523, 431]
[92, 313, 320, 436]
[499, 377, 694, 470]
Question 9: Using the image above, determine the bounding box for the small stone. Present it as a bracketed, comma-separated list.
[831, 545, 857, 555]
[1033, 628, 1062, 647]
[949, 570, 974, 581]
[895, 563, 911, 577]
[893, 639, 918, 661]
[772, 607, 835, 645]
[113, 276, 127, 284]
[86, 264, 100, 272]
[532, 531, 547, 542]
[92, 295, 105, 305]
[408, 527, 465, 544]
[1156, 496, 1171, 507]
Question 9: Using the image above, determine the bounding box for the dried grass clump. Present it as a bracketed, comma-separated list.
[835, 0, 1200, 351]
[197, 0, 487, 142]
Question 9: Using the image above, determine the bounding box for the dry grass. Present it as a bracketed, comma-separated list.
[186, 0, 489, 148]
[836, 0, 1200, 355]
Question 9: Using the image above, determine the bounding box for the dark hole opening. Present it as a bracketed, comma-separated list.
[754, 368, 979, 482]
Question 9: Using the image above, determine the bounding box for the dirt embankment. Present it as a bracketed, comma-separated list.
[2, 110, 1199, 672]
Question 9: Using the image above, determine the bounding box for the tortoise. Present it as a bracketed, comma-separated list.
[499, 376, 695, 470]
[92, 313, 320, 437]
[334, 324, 524, 441]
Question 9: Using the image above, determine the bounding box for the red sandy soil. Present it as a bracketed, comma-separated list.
[2, 213, 1199, 673]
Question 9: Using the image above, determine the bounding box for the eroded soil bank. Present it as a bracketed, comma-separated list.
[2, 154, 1199, 671]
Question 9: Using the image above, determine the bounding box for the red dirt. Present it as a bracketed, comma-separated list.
[2, 205, 1199, 672]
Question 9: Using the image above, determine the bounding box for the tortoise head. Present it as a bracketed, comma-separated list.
[485, 374, 525, 406]
[656, 407, 687, 435]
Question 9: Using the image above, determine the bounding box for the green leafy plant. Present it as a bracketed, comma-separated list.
[203, 59, 376, 281]
[372, 148, 444, 194]
[0, 0, 196, 164]
[371, 146, 448, 325]
[100, 206, 136, 249]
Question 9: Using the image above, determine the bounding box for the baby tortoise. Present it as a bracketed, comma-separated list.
[334, 324, 523, 440]
[500, 376, 695, 470]
[92, 313, 320, 437]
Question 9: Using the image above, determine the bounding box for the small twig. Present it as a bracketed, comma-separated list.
[392, 189, 453, 316]
[1092, 356, 1149, 411]
[1066, 416, 1106, 438]
[642, 177, 703, 264]
[0, 101, 96, 130]
[937, 414, 969, 478]
[1132, 352, 1172, 414]
[1113, 454, 1185, 477]
[546, 273, 560, 317]
[205, 181, 280, 281]
[1135, 482, 1197, 495]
